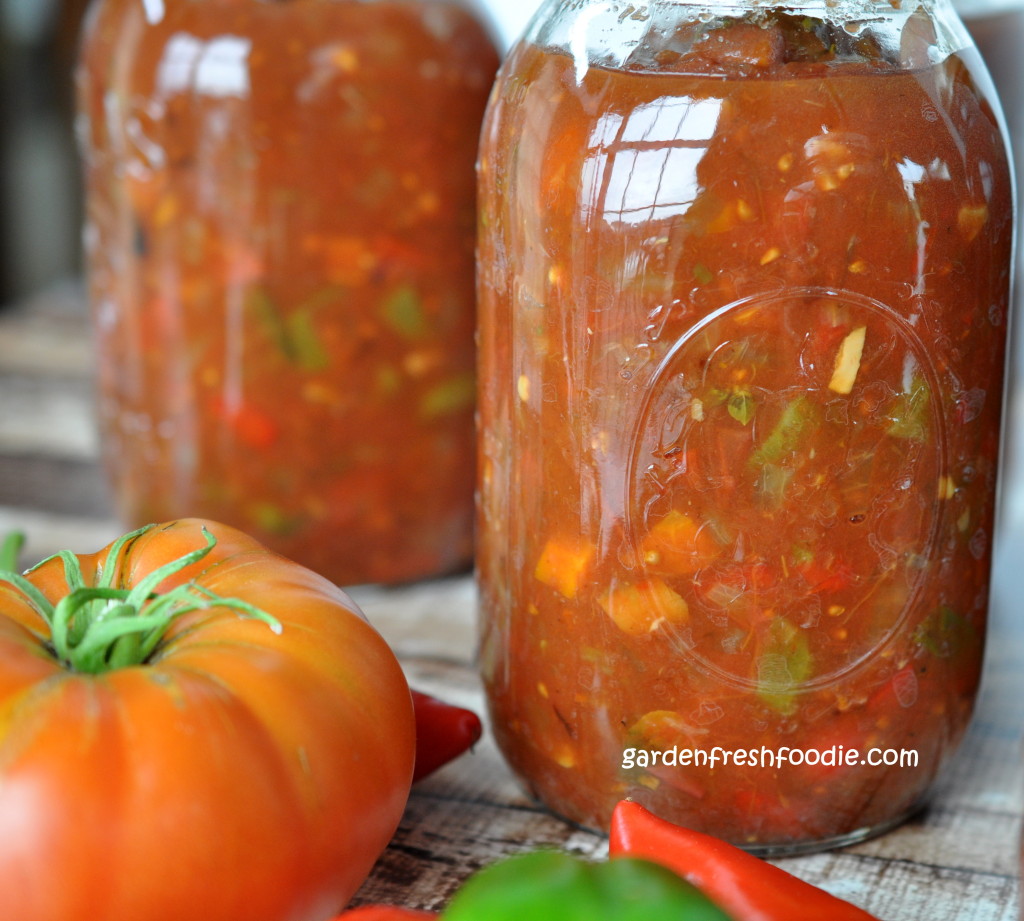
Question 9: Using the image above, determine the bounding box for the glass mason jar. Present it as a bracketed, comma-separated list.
[76, 0, 500, 586]
[477, 0, 1013, 852]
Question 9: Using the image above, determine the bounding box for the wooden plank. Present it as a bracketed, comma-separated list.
[785, 850, 1018, 921]
[846, 802, 1021, 878]
[0, 312, 94, 379]
[0, 282, 93, 378]
[354, 769, 606, 911]
[0, 453, 112, 517]
[0, 506, 121, 569]
[349, 577, 478, 665]
[2, 280, 91, 324]
[0, 372, 98, 458]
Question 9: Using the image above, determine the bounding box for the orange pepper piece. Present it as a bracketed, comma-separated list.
[599, 579, 689, 635]
[534, 538, 595, 599]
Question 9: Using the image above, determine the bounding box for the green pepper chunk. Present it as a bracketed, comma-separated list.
[383, 285, 428, 339]
[421, 373, 475, 418]
[727, 390, 756, 425]
[749, 395, 820, 468]
[247, 286, 331, 371]
[286, 308, 330, 371]
[914, 604, 977, 659]
[886, 375, 931, 441]
[692, 263, 714, 285]
[443, 851, 733, 921]
[756, 617, 813, 715]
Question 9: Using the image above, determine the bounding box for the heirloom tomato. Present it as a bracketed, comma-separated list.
[0, 519, 415, 921]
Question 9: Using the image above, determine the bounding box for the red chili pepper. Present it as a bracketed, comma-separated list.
[411, 690, 483, 783]
[609, 800, 879, 921]
[329, 907, 437, 920]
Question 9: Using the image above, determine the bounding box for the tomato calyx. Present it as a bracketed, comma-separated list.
[0, 525, 282, 674]
[0, 531, 24, 572]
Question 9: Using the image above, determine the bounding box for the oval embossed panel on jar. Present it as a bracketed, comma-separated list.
[626, 287, 948, 690]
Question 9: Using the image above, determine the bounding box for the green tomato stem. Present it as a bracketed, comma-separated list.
[0, 532, 24, 572]
[0, 525, 282, 674]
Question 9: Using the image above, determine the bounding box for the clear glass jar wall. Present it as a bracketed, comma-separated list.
[77, 0, 500, 586]
[477, 0, 1013, 852]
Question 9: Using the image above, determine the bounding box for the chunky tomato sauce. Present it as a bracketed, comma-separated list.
[78, 0, 499, 585]
[477, 12, 1011, 848]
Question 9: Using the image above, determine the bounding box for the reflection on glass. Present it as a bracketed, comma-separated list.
[157, 33, 252, 98]
[584, 97, 721, 224]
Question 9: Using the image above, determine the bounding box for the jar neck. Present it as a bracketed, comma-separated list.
[522, 0, 971, 74]
[527, 0, 954, 16]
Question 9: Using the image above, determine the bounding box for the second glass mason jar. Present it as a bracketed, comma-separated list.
[77, 0, 500, 586]
[477, 0, 1013, 851]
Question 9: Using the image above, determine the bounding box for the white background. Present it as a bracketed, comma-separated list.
[479, 0, 543, 47]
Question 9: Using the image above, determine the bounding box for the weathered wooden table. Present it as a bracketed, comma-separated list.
[1, 283, 1021, 920]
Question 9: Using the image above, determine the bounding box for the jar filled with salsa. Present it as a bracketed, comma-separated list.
[477, 0, 1013, 851]
[76, 0, 500, 585]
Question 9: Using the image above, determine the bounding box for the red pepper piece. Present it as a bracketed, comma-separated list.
[412, 690, 483, 782]
[796, 554, 856, 594]
[329, 907, 437, 920]
[209, 395, 279, 449]
[608, 800, 879, 921]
